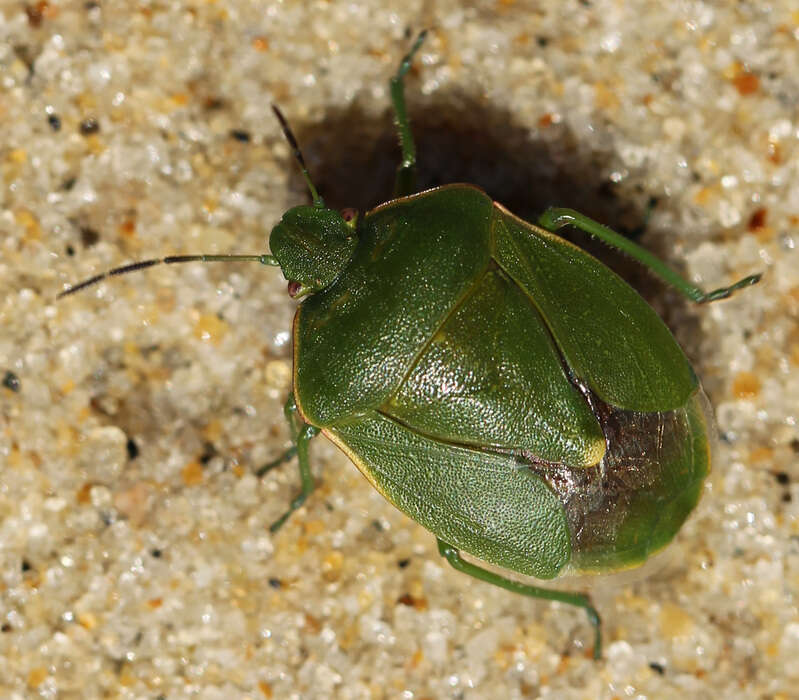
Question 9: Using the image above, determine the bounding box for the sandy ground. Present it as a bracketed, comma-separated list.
[1, 1, 797, 698]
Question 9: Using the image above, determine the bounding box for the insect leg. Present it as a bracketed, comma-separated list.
[255, 445, 297, 474]
[256, 393, 304, 475]
[269, 423, 320, 532]
[257, 394, 321, 531]
[390, 30, 427, 198]
[436, 538, 602, 659]
[538, 207, 762, 303]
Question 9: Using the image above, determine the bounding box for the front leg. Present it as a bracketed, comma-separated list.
[269, 423, 320, 532]
[257, 393, 321, 532]
[256, 393, 303, 476]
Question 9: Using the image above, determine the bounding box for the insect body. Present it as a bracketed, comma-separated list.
[292, 182, 712, 579]
[60, 32, 761, 658]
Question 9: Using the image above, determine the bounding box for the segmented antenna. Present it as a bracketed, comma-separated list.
[58, 254, 279, 299]
[271, 104, 324, 208]
[59, 104, 319, 300]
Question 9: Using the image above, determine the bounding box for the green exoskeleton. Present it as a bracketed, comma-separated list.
[60, 31, 761, 658]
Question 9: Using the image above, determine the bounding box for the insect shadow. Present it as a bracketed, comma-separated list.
[290, 91, 702, 351]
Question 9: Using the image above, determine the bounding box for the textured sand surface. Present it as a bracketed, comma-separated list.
[1, 2, 796, 698]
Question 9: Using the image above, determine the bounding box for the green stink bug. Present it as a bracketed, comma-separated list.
[59, 32, 761, 659]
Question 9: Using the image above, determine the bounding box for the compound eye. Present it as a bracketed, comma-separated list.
[340, 208, 359, 227]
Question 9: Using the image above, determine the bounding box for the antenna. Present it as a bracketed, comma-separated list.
[57, 254, 280, 299]
[59, 103, 321, 300]
[271, 104, 324, 208]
